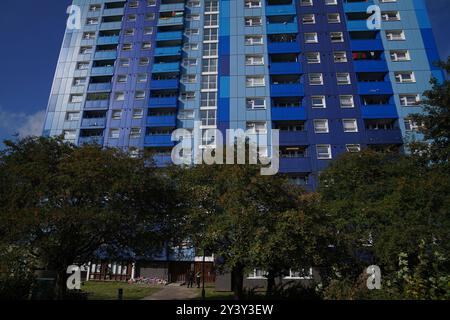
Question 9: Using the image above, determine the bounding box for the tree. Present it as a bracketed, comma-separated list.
[411, 57, 450, 165]
[318, 150, 450, 299]
[0, 137, 178, 299]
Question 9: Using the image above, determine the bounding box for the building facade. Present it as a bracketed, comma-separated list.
[43, 0, 442, 282]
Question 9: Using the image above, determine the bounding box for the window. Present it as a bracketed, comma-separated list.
[79, 46, 93, 55]
[337, 73, 351, 85]
[309, 73, 323, 85]
[404, 119, 420, 132]
[135, 91, 145, 100]
[245, 35, 263, 45]
[340, 95, 354, 108]
[82, 32, 96, 40]
[64, 130, 77, 141]
[399, 94, 420, 106]
[346, 144, 361, 153]
[86, 18, 99, 25]
[119, 59, 130, 67]
[314, 119, 329, 133]
[343, 119, 358, 132]
[386, 30, 405, 41]
[247, 269, 266, 279]
[202, 59, 217, 73]
[182, 74, 197, 83]
[246, 121, 267, 133]
[185, 43, 200, 51]
[246, 75, 265, 87]
[304, 33, 318, 43]
[311, 96, 326, 108]
[141, 42, 152, 50]
[127, 14, 137, 22]
[117, 75, 127, 83]
[326, 0, 337, 5]
[122, 43, 133, 51]
[330, 32, 344, 43]
[395, 72, 415, 83]
[183, 58, 198, 67]
[382, 11, 400, 21]
[245, 55, 264, 65]
[73, 77, 87, 86]
[109, 129, 120, 139]
[302, 14, 315, 24]
[137, 74, 147, 83]
[284, 268, 313, 279]
[133, 109, 144, 119]
[66, 112, 80, 121]
[334, 51, 347, 63]
[89, 4, 101, 12]
[306, 52, 320, 64]
[202, 43, 217, 56]
[301, 0, 313, 6]
[390, 50, 410, 62]
[246, 98, 266, 110]
[316, 144, 332, 159]
[144, 27, 153, 35]
[139, 57, 149, 66]
[245, 1, 261, 8]
[328, 13, 340, 23]
[115, 92, 125, 101]
[245, 17, 262, 26]
[76, 62, 89, 70]
[112, 110, 122, 120]
[181, 92, 196, 100]
[70, 94, 83, 103]
[201, 75, 217, 90]
[124, 29, 134, 36]
[130, 128, 142, 139]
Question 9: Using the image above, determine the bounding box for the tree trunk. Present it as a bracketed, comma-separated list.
[266, 269, 276, 297]
[55, 269, 67, 300]
[232, 265, 244, 300]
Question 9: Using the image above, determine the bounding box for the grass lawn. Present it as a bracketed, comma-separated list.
[81, 281, 162, 300]
[193, 285, 235, 300]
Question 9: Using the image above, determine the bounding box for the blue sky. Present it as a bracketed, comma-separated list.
[0, 0, 449, 144]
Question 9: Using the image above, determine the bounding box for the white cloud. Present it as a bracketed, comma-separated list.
[0, 106, 46, 139]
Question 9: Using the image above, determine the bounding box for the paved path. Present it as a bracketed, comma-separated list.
[142, 283, 199, 300]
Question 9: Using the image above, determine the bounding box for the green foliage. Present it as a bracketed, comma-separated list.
[0, 137, 180, 299]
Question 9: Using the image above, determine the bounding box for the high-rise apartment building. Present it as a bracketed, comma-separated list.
[42, 0, 442, 284]
[44, 0, 442, 190]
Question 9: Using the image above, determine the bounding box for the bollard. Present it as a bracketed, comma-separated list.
[118, 288, 123, 300]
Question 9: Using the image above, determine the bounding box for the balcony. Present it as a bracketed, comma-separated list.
[85, 100, 109, 109]
[79, 136, 104, 145]
[353, 60, 388, 73]
[269, 62, 302, 74]
[357, 82, 393, 95]
[268, 42, 300, 54]
[279, 131, 308, 146]
[279, 157, 312, 174]
[144, 134, 175, 147]
[366, 129, 403, 145]
[156, 31, 183, 41]
[159, 3, 185, 12]
[343, 0, 375, 13]
[265, 4, 296, 16]
[267, 23, 298, 35]
[100, 22, 122, 31]
[147, 115, 177, 127]
[81, 118, 107, 128]
[103, 8, 125, 16]
[270, 83, 304, 97]
[91, 66, 114, 76]
[158, 17, 184, 26]
[94, 51, 117, 60]
[361, 104, 398, 119]
[87, 83, 112, 92]
[149, 96, 178, 108]
[272, 107, 306, 121]
[346, 20, 372, 31]
[153, 154, 173, 167]
[350, 39, 384, 51]
[97, 36, 120, 45]
[152, 62, 181, 73]
[154, 46, 182, 56]
[149, 79, 179, 90]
